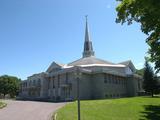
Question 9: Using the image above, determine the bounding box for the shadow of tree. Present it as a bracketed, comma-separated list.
[140, 105, 160, 120]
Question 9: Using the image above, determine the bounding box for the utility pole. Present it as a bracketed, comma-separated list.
[75, 66, 81, 120]
[77, 77, 80, 120]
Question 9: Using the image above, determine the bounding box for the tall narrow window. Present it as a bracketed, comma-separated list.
[48, 78, 50, 89]
[33, 80, 36, 86]
[104, 74, 107, 83]
[58, 75, 60, 88]
[115, 76, 118, 84]
[29, 81, 31, 86]
[108, 74, 111, 83]
[38, 79, 41, 86]
[53, 76, 55, 88]
[111, 75, 113, 84]
[120, 77, 122, 84]
[66, 73, 68, 84]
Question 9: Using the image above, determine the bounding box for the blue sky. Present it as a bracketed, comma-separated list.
[0, 0, 148, 80]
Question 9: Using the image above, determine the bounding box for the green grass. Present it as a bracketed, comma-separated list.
[55, 97, 160, 120]
[0, 101, 7, 109]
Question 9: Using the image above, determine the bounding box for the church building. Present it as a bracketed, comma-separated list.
[20, 18, 143, 101]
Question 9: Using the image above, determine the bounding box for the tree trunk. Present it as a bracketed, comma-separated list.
[151, 90, 154, 97]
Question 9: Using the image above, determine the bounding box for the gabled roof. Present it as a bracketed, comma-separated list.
[119, 60, 131, 66]
[46, 61, 64, 73]
[68, 56, 115, 66]
[119, 60, 136, 73]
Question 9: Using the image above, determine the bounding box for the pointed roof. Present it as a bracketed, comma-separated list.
[46, 61, 64, 73]
[83, 16, 95, 58]
[119, 60, 136, 73]
[84, 16, 91, 42]
[119, 60, 132, 66]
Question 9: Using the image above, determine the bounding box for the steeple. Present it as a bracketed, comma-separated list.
[82, 16, 95, 58]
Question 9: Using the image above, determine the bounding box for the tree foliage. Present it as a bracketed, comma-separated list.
[0, 75, 21, 98]
[116, 0, 160, 72]
[136, 68, 144, 76]
[143, 61, 158, 97]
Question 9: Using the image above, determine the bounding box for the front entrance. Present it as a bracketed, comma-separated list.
[62, 86, 71, 101]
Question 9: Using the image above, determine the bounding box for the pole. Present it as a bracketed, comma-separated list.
[77, 77, 81, 120]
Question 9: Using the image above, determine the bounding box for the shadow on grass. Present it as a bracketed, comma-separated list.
[140, 95, 160, 98]
[140, 105, 160, 120]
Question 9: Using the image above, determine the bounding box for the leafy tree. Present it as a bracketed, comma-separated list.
[136, 68, 144, 76]
[0, 77, 9, 97]
[0, 75, 21, 98]
[143, 61, 158, 97]
[116, 0, 160, 72]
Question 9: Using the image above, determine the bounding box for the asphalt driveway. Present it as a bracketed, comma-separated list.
[0, 100, 65, 120]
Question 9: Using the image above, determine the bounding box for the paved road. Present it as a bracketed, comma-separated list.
[0, 100, 65, 120]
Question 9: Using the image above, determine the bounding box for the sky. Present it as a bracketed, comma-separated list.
[0, 0, 148, 80]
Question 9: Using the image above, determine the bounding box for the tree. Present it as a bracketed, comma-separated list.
[0, 77, 9, 97]
[143, 61, 158, 97]
[116, 0, 160, 72]
[0, 75, 21, 98]
[136, 68, 144, 76]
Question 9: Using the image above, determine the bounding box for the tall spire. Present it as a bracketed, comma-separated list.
[82, 16, 95, 58]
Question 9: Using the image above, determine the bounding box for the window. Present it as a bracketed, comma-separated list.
[104, 74, 107, 83]
[66, 73, 68, 84]
[118, 78, 120, 84]
[115, 76, 118, 84]
[113, 75, 116, 84]
[38, 79, 41, 86]
[110, 75, 113, 84]
[110, 75, 112, 84]
[112, 75, 115, 84]
[108, 74, 111, 83]
[48, 78, 50, 89]
[114, 76, 116, 84]
[33, 80, 36, 86]
[120, 77, 122, 84]
[58, 75, 60, 88]
[29, 81, 31, 86]
[117, 77, 119, 84]
[53, 76, 55, 88]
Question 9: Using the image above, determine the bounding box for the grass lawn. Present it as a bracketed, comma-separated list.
[0, 101, 7, 109]
[55, 97, 160, 120]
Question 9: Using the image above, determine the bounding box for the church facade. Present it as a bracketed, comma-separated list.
[20, 18, 143, 101]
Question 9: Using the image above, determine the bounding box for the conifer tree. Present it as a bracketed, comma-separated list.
[143, 61, 158, 97]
